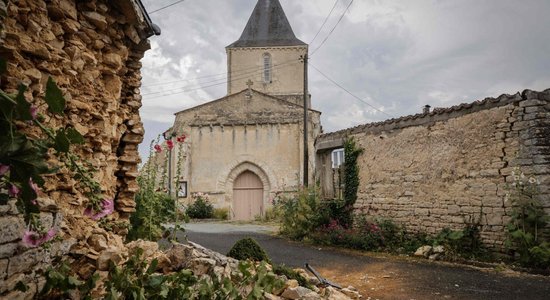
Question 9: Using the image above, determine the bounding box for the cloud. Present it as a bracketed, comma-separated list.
[139, 0, 550, 160]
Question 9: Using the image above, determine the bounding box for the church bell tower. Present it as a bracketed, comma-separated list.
[226, 0, 308, 107]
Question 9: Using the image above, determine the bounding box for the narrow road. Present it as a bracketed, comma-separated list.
[175, 222, 550, 300]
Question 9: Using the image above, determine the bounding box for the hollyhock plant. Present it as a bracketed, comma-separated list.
[154, 144, 162, 153]
[176, 134, 186, 143]
[0, 164, 9, 176]
[8, 184, 20, 198]
[84, 199, 114, 220]
[29, 177, 40, 194]
[166, 139, 174, 150]
[21, 228, 57, 248]
[30, 105, 38, 120]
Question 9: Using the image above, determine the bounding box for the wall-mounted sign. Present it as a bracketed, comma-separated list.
[178, 181, 187, 198]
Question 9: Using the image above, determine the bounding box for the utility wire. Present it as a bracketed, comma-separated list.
[142, 58, 281, 89]
[142, 59, 299, 96]
[309, 62, 394, 118]
[149, 0, 186, 14]
[309, 0, 340, 45]
[310, 0, 354, 56]
[144, 59, 302, 99]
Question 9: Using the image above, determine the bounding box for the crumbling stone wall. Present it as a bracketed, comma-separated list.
[316, 89, 550, 250]
[0, 0, 151, 298]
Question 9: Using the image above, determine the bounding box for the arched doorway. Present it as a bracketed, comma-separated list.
[232, 171, 264, 220]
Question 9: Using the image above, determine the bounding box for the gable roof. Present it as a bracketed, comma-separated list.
[227, 0, 306, 48]
[175, 88, 320, 116]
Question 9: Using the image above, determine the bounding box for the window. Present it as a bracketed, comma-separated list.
[331, 148, 345, 168]
[263, 53, 272, 83]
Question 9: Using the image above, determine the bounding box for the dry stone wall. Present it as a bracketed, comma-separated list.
[0, 0, 151, 298]
[316, 89, 550, 250]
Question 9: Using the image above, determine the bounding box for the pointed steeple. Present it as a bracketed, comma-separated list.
[228, 0, 306, 48]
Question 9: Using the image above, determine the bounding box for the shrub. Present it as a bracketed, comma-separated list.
[227, 238, 271, 263]
[432, 226, 488, 260]
[255, 206, 281, 222]
[42, 249, 284, 300]
[213, 208, 229, 220]
[128, 175, 177, 241]
[186, 193, 214, 219]
[506, 169, 549, 268]
[277, 186, 330, 240]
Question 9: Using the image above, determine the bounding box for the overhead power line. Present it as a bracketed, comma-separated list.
[310, 0, 354, 56]
[149, 0, 186, 14]
[142, 58, 299, 96]
[144, 59, 302, 100]
[309, 62, 393, 118]
[142, 58, 285, 89]
[309, 0, 340, 45]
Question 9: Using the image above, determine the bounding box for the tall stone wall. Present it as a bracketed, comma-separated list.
[316, 89, 550, 250]
[0, 0, 151, 298]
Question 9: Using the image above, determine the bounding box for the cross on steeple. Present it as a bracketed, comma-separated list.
[245, 79, 253, 98]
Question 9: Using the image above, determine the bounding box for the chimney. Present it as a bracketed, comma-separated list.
[423, 105, 431, 114]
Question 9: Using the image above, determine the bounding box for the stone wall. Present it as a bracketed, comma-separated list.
[316, 89, 550, 250]
[0, 0, 152, 297]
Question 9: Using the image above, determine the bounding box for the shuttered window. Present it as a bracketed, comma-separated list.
[263, 53, 272, 83]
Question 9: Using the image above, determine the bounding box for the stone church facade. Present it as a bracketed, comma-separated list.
[165, 0, 321, 220]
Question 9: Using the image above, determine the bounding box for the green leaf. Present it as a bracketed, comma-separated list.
[0, 58, 6, 75]
[15, 84, 33, 120]
[68, 276, 83, 287]
[45, 77, 65, 115]
[147, 275, 163, 288]
[66, 127, 85, 144]
[448, 230, 464, 240]
[15, 281, 29, 292]
[146, 259, 158, 275]
[54, 129, 70, 153]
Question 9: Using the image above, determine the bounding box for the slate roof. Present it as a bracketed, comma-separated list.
[227, 0, 306, 48]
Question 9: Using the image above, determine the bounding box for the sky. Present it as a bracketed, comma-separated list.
[138, 0, 550, 160]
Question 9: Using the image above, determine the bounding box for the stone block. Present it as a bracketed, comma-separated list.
[519, 99, 546, 107]
[83, 11, 108, 30]
[447, 205, 461, 215]
[7, 248, 49, 276]
[0, 243, 18, 259]
[0, 259, 7, 280]
[0, 216, 25, 244]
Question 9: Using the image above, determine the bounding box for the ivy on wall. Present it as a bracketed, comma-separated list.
[338, 137, 364, 228]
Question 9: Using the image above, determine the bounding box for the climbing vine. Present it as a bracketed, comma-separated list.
[338, 137, 363, 228]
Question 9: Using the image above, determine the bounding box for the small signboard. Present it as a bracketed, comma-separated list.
[178, 180, 187, 198]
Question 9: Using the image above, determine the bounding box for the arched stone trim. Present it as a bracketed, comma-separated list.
[217, 156, 278, 219]
[216, 155, 278, 192]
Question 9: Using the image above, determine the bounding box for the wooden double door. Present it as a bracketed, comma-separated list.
[232, 171, 264, 220]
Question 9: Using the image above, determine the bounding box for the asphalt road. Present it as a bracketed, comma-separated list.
[174, 222, 550, 300]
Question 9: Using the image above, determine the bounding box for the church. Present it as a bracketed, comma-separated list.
[164, 0, 321, 220]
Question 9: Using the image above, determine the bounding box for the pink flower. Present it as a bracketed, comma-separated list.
[84, 199, 115, 220]
[30, 105, 38, 120]
[29, 178, 40, 194]
[8, 184, 20, 198]
[0, 164, 9, 176]
[21, 228, 57, 248]
[176, 134, 186, 143]
[166, 140, 174, 150]
[154, 145, 162, 153]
